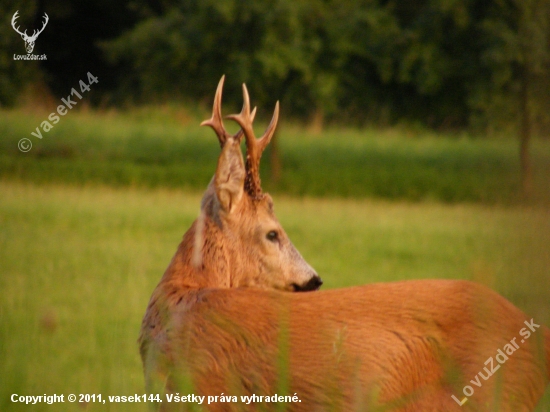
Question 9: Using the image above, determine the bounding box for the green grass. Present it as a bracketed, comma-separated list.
[1, 181, 549, 411]
[2, 109, 550, 204]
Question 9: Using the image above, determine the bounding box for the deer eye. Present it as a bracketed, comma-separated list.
[266, 230, 279, 242]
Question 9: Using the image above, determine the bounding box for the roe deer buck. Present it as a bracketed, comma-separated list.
[140, 78, 550, 411]
[139, 76, 321, 395]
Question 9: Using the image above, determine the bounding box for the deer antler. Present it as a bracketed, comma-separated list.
[201, 75, 256, 148]
[227, 84, 279, 199]
[11, 11, 27, 37]
[30, 12, 49, 41]
[11, 11, 49, 40]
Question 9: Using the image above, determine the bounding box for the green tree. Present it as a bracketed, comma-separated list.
[100, 0, 550, 140]
[479, 0, 550, 195]
[102, 0, 350, 122]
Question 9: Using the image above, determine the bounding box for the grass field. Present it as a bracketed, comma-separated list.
[1, 107, 550, 410]
[1, 181, 549, 411]
[2, 109, 550, 204]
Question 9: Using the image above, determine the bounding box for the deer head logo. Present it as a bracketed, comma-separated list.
[11, 10, 49, 54]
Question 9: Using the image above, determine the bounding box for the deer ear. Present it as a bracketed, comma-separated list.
[214, 139, 245, 214]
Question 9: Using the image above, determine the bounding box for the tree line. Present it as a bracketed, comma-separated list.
[2, 0, 549, 137]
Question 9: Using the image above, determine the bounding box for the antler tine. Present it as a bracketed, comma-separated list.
[32, 13, 49, 38]
[261, 100, 279, 151]
[227, 84, 256, 151]
[11, 11, 27, 36]
[200, 76, 230, 148]
[200, 76, 256, 147]
[227, 84, 280, 198]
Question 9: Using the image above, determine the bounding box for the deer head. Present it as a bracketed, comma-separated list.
[162, 76, 321, 293]
[12, 11, 49, 54]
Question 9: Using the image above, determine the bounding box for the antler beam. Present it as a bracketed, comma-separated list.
[31, 13, 49, 40]
[227, 84, 279, 199]
[11, 11, 27, 37]
[202, 76, 278, 199]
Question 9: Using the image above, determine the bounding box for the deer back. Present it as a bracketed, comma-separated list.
[167, 280, 550, 411]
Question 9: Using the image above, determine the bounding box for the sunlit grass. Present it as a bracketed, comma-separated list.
[2, 109, 549, 204]
[1, 181, 549, 410]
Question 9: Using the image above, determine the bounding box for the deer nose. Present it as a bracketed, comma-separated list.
[293, 275, 323, 292]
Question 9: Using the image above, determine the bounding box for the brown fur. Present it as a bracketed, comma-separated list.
[157, 280, 549, 411]
[140, 79, 549, 411]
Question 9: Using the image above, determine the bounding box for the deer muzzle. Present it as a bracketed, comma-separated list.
[293, 275, 323, 292]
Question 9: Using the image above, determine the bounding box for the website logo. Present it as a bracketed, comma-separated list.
[12, 10, 48, 60]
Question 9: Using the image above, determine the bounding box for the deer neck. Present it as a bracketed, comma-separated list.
[159, 217, 239, 294]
